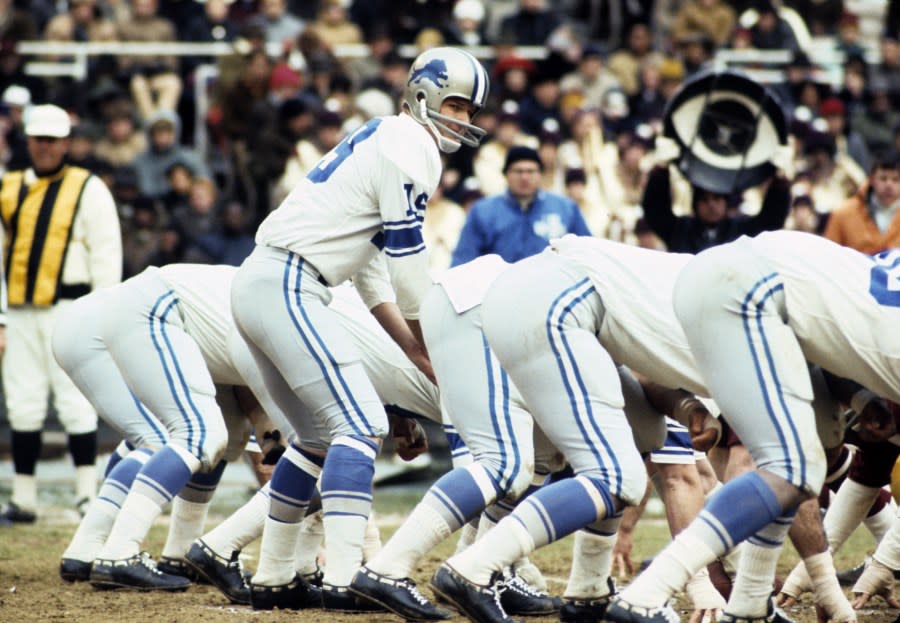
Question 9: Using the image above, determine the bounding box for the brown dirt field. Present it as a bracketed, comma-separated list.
[0, 508, 897, 623]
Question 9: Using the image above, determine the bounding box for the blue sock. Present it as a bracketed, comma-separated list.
[180, 459, 227, 504]
[131, 445, 194, 507]
[510, 475, 612, 549]
[696, 471, 783, 553]
[269, 444, 324, 522]
[104, 440, 136, 478]
[99, 447, 154, 510]
[320, 435, 379, 586]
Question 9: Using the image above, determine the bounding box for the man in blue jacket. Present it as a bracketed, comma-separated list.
[451, 146, 592, 265]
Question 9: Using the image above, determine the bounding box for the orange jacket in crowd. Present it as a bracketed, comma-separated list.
[824, 183, 900, 254]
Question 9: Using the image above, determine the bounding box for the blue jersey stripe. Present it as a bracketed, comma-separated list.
[383, 226, 425, 251]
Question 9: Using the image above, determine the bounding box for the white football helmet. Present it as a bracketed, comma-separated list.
[404, 46, 490, 153]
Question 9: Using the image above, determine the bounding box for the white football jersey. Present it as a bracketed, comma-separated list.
[255, 113, 442, 319]
[748, 230, 900, 403]
[550, 235, 709, 396]
[158, 264, 244, 386]
[436, 254, 510, 314]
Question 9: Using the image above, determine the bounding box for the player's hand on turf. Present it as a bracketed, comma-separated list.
[688, 608, 721, 623]
[851, 559, 900, 609]
[776, 560, 813, 606]
[686, 568, 725, 623]
[612, 532, 635, 579]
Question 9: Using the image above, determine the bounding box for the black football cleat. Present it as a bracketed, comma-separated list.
[250, 574, 320, 610]
[89, 552, 192, 591]
[499, 570, 562, 615]
[604, 598, 681, 623]
[157, 555, 202, 583]
[349, 565, 451, 620]
[430, 564, 523, 623]
[719, 598, 796, 623]
[184, 539, 249, 604]
[836, 559, 868, 587]
[322, 582, 388, 612]
[59, 558, 92, 583]
[0, 501, 37, 524]
[559, 578, 616, 623]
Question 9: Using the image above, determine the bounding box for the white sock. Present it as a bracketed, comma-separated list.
[161, 497, 209, 559]
[475, 508, 502, 540]
[721, 542, 743, 578]
[367, 502, 452, 579]
[455, 518, 479, 555]
[323, 513, 369, 587]
[295, 510, 325, 577]
[253, 517, 302, 586]
[75, 465, 97, 502]
[202, 486, 267, 557]
[98, 491, 165, 560]
[806, 551, 855, 622]
[725, 543, 782, 617]
[620, 532, 718, 607]
[513, 558, 548, 592]
[449, 516, 534, 586]
[363, 510, 382, 562]
[63, 497, 119, 562]
[824, 480, 880, 550]
[864, 499, 895, 544]
[565, 531, 616, 598]
[12, 474, 37, 510]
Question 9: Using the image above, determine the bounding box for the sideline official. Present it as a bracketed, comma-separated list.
[0, 104, 122, 524]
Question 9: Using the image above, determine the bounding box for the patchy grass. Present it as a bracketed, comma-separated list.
[0, 486, 895, 623]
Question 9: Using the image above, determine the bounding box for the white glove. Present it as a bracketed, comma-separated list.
[779, 560, 813, 599]
[770, 144, 794, 175]
[654, 135, 682, 165]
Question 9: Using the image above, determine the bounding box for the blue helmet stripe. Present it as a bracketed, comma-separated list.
[470, 56, 480, 103]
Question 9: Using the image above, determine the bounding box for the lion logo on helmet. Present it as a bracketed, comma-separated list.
[408, 59, 449, 88]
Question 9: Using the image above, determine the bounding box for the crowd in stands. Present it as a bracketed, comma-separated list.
[1, 0, 900, 279]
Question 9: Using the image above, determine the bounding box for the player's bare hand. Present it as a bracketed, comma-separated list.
[856, 398, 897, 443]
[392, 417, 429, 461]
[0, 325, 6, 359]
[690, 413, 719, 452]
[776, 594, 798, 608]
[681, 401, 720, 453]
[612, 534, 635, 579]
[688, 609, 720, 623]
[409, 349, 436, 385]
[851, 559, 900, 609]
